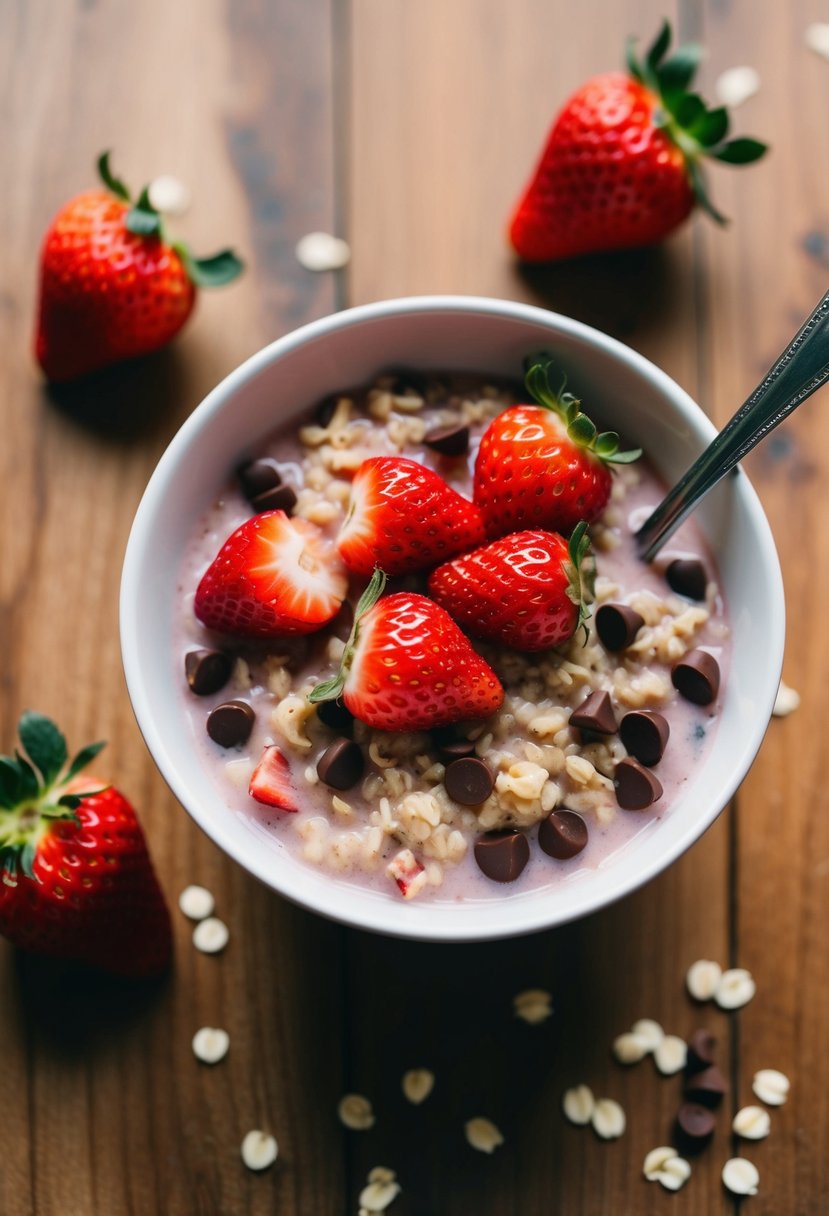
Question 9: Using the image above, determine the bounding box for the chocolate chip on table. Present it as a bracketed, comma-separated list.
[185, 648, 232, 696]
[315, 699, 355, 734]
[424, 423, 470, 457]
[595, 603, 644, 651]
[686, 1029, 718, 1075]
[671, 649, 720, 705]
[437, 739, 477, 762]
[569, 689, 617, 735]
[206, 700, 256, 747]
[667, 558, 708, 601]
[538, 809, 588, 859]
[444, 757, 495, 805]
[684, 1064, 728, 1107]
[251, 483, 298, 514]
[619, 710, 670, 766]
[675, 1101, 716, 1152]
[317, 738, 364, 790]
[474, 830, 530, 882]
[238, 457, 282, 501]
[614, 757, 663, 810]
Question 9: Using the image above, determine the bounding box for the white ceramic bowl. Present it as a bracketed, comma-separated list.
[121, 296, 784, 941]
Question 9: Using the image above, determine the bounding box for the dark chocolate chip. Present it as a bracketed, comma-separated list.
[315, 395, 339, 427]
[438, 739, 477, 762]
[595, 603, 644, 651]
[667, 558, 708, 601]
[238, 458, 282, 502]
[614, 757, 663, 810]
[315, 699, 355, 734]
[684, 1064, 727, 1107]
[675, 1102, 716, 1152]
[570, 689, 617, 735]
[686, 1029, 718, 1073]
[206, 700, 255, 748]
[672, 649, 720, 706]
[619, 710, 670, 767]
[538, 809, 588, 860]
[424, 424, 470, 457]
[185, 648, 232, 696]
[316, 738, 364, 790]
[252, 483, 298, 514]
[444, 757, 495, 805]
[474, 830, 530, 883]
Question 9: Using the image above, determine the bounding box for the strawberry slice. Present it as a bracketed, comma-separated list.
[387, 848, 427, 899]
[249, 745, 297, 811]
[195, 510, 347, 638]
[309, 570, 503, 731]
[336, 456, 486, 577]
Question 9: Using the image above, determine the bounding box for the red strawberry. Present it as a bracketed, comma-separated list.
[0, 713, 171, 977]
[309, 571, 503, 731]
[337, 456, 486, 577]
[429, 524, 594, 652]
[509, 22, 767, 262]
[474, 358, 639, 539]
[35, 152, 243, 381]
[195, 510, 348, 638]
[249, 745, 297, 811]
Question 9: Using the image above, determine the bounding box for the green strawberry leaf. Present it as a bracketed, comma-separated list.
[690, 106, 729, 148]
[15, 753, 39, 801]
[126, 188, 163, 238]
[0, 758, 22, 809]
[646, 19, 672, 73]
[567, 414, 597, 447]
[687, 160, 728, 225]
[97, 151, 131, 202]
[656, 45, 702, 97]
[179, 248, 245, 288]
[603, 446, 642, 465]
[565, 521, 596, 645]
[674, 92, 706, 129]
[0, 846, 18, 881]
[309, 569, 387, 706]
[19, 842, 37, 881]
[65, 740, 106, 782]
[711, 137, 768, 164]
[18, 712, 67, 786]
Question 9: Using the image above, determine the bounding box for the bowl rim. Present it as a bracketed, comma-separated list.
[120, 294, 785, 941]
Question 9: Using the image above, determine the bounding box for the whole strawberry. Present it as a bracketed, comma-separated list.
[509, 22, 767, 262]
[429, 523, 594, 652]
[35, 152, 243, 381]
[337, 456, 486, 577]
[474, 358, 639, 539]
[309, 570, 503, 730]
[0, 713, 171, 977]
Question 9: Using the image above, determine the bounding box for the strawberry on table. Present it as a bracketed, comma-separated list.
[474, 357, 639, 539]
[429, 522, 594, 653]
[309, 570, 504, 731]
[336, 456, 486, 577]
[195, 510, 348, 638]
[35, 151, 243, 381]
[0, 713, 171, 977]
[509, 21, 767, 262]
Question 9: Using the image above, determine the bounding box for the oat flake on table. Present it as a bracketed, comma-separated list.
[295, 231, 351, 271]
[241, 1130, 278, 1171]
[722, 1157, 760, 1196]
[401, 1068, 434, 1105]
[178, 884, 215, 920]
[513, 988, 553, 1024]
[465, 1116, 504, 1153]
[338, 1093, 375, 1130]
[715, 65, 760, 108]
[191, 1026, 230, 1064]
[773, 680, 800, 717]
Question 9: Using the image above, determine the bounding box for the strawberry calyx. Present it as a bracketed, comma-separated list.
[0, 713, 106, 883]
[308, 568, 388, 705]
[564, 521, 596, 645]
[524, 358, 641, 466]
[96, 151, 244, 286]
[625, 21, 767, 223]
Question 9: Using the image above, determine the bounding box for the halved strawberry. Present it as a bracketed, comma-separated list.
[194, 510, 347, 638]
[337, 456, 486, 577]
[309, 571, 503, 731]
[473, 359, 640, 539]
[249, 745, 297, 811]
[428, 523, 594, 652]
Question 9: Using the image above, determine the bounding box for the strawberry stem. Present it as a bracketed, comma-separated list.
[309, 568, 387, 705]
[524, 359, 641, 465]
[564, 521, 596, 645]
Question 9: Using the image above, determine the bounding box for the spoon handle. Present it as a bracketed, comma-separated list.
[635, 289, 829, 562]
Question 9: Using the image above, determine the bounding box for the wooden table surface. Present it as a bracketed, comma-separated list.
[2, 1, 828, 1213]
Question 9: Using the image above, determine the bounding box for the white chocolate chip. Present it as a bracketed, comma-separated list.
[613, 1032, 649, 1064]
[359, 1168, 400, 1212]
[402, 1068, 434, 1105]
[178, 885, 215, 920]
[806, 22, 829, 61]
[733, 1105, 771, 1140]
[337, 1093, 375, 1131]
[654, 1035, 688, 1076]
[643, 1147, 691, 1191]
[630, 1018, 664, 1052]
[562, 1084, 594, 1125]
[464, 1116, 504, 1153]
[752, 1068, 790, 1106]
[722, 1157, 760, 1196]
[295, 231, 351, 272]
[773, 680, 800, 717]
[715, 968, 756, 1009]
[591, 1098, 626, 1140]
[715, 65, 760, 108]
[148, 174, 192, 215]
[192, 917, 229, 954]
[686, 958, 722, 1001]
[191, 1026, 229, 1064]
[241, 1130, 278, 1171]
[513, 988, 553, 1024]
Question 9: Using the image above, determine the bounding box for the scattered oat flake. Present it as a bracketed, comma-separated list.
[630, 1018, 664, 1051]
[295, 231, 351, 272]
[192, 916, 229, 954]
[773, 680, 800, 717]
[178, 884, 215, 920]
[715, 967, 756, 1009]
[465, 1116, 504, 1153]
[643, 1147, 691, 1191]
[359, 1166, 401, 1212]
[654, 1034, 688, 1076]
[613, 1032, 649, 1064]
[513, 988, 553, 1024]
[241, 1130, 278, 1171]
[806, 22, 829, 61]
[148, 174, 192, 215]
[715, 66, 760, 108]
[562, 1084, 594, 1125]
[686, 958, 722, 1001]
[338, 1093, 375, 1131]
[752, 1068, 790, 1106]
[722, 1157, 760, 1196]
[402, 1068, 434, 1105]
[591, 1097, 626, 1140]
[733, 1105, 771, 1140]
[192, 1026, 230, 1064]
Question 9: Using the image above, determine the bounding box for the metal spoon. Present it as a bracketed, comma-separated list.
[635, 289, 829, 561]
